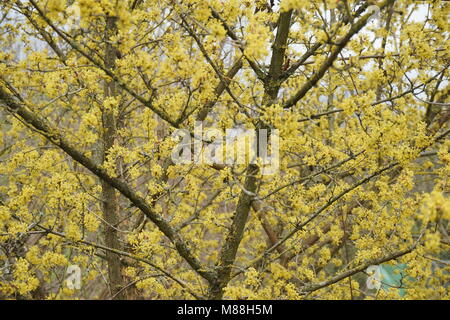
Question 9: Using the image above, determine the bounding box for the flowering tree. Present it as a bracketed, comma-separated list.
[0, 0, 448, 300]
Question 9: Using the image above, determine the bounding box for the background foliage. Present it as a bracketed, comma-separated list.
[0, 0, 448, 299]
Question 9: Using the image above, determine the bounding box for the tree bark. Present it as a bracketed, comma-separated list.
[101, 15, 124, 300]
[208, 9, 293, 300]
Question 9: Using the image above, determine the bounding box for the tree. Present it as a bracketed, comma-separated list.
[0, 0, 448, 300]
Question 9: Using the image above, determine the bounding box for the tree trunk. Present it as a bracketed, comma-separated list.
[101, 15, 124, 300]
[208, 10, 293, 300]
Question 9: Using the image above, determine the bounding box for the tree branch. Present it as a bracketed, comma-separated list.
[301, 244, 417, 294]
[0, 86, 215, 283]
[283, 0, 396, 109]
